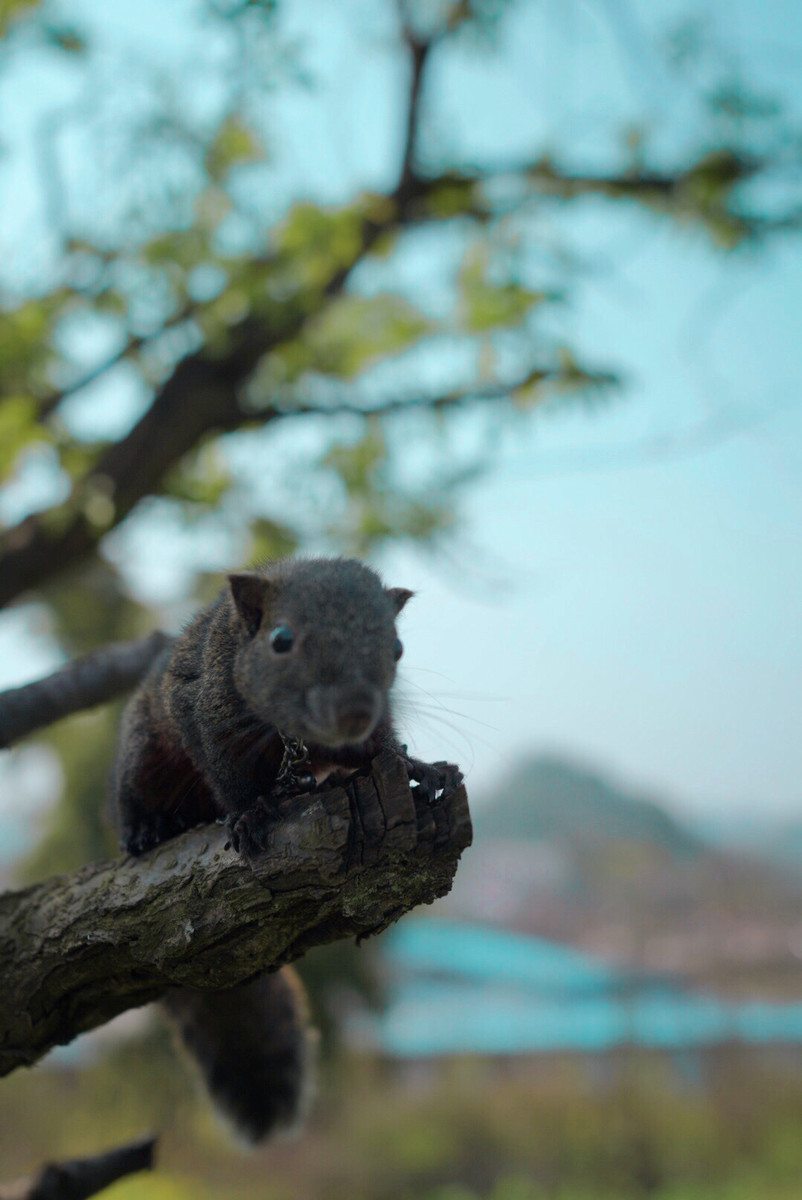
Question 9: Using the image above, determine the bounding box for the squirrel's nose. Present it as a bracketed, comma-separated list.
[335, 686, 381, 740]
[305, 684, 383, 744]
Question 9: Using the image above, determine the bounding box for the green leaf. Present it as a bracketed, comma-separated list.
[324, 425, 387, 493]
[246, 516, 298, 563]
[426, 174, 480, 218]
[458, 246, 546, 332]
[142, 228, 210, 270]
[0, 299, 56, 389]
[54, 433, 105, 481]
[303, 293, 431, 379]
[335, 491, 456, 558]
[205, 115, 266, 182]
[257, 292, 431, 387]
[545, 349, 619, 405]
[0, 395, 50, 479]
[0, 0, 42, 37]
[322, 428, 456, 555]
[92, 289, 128, 316]
[671, 149, 753, 248]
[511, 375, 546, 410]
[195, 185, 233, 232]
[274, 200, 369, 292]
[162, 446, 231, 508]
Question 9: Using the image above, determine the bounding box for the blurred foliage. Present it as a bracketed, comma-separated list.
[1, 0, 795, 631]
[0, 0, 801, 1172]
[22, 705, 120, 879]
[15, 560, 154, 879]
[321, 423, 459, 556]
[5, 1050, 802, 1198]
[0, 0, 41, 36]
[458, 245, 547, 334]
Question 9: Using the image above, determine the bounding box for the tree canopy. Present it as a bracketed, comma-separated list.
[0, 0, 799, 874]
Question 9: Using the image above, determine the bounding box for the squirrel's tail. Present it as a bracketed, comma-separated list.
[164, 966, 315, 1144]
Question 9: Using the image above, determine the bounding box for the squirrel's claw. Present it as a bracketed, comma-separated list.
[226, 798, 280, 858]
[403, 757, 462, 804]
[121, 811, 189, 856]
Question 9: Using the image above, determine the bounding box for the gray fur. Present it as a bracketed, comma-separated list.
[111, 557, 411, 1143]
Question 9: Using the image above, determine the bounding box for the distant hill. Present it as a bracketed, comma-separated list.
[473, 756, 702, 859]
[450, 755, 802, 998]
[692, 814, 802, 873]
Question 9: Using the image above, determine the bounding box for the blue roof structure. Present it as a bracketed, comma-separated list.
[358, 919, 802, 1058]
[383, 919, 618, 994]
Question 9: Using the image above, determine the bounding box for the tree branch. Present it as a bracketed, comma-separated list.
[272, 363, 619, 422]
[0, 632, 172, 749]
[0, 150, 760, 609]
[0, 213, 395, 609]
[0, 1136, 156, 1200]
[395, 1, 442, 198]
[0, 750, 471, 1076]
[35, 308, 196, 421]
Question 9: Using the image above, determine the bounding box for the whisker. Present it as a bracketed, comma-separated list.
[402, 667, 513, 700]
[395, 685, 504, 737]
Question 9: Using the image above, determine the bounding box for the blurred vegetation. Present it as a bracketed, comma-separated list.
[5, 1049, 802, 1198]
[1, 0, 800, 868]
[1, 1, 802, 1193]
[0, 0, 798, 876]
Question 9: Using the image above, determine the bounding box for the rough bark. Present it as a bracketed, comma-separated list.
[0, 750, 471, 1076]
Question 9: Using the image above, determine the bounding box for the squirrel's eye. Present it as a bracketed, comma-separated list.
[269, 625, 294, 654]
[393, 637, 404, 662]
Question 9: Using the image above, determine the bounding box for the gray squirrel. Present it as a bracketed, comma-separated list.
[112, 556, 448, 1142]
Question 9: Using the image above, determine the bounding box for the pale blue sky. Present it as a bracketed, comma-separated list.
[0, 0, 800, 833]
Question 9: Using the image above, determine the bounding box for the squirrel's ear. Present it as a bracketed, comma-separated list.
[228, 572, 269, 636]
[387, 587, 414, 614]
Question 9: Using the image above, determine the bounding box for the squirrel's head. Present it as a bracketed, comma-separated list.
[228, 558, 412, 747]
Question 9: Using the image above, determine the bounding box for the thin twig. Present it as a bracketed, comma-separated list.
[0, 1135, 157, 1200]
[37, 308, 195, 421]
[395, 1, 442, 195]
[261, 363, 619, 422]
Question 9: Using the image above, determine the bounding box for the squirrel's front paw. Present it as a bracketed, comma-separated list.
[226, 798, 279, 858]
[121, 811, 183, 856]
[404, 757, 462, 804]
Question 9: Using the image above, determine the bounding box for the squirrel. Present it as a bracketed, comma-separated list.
[112, 556, 442, 1144]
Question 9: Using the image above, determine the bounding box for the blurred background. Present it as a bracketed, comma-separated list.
[1, 0, 801, 1196]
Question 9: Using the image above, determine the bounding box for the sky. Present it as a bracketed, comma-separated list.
[0, 0, 800, 838]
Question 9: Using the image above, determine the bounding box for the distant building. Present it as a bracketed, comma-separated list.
[351, 919, 802, 1058]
